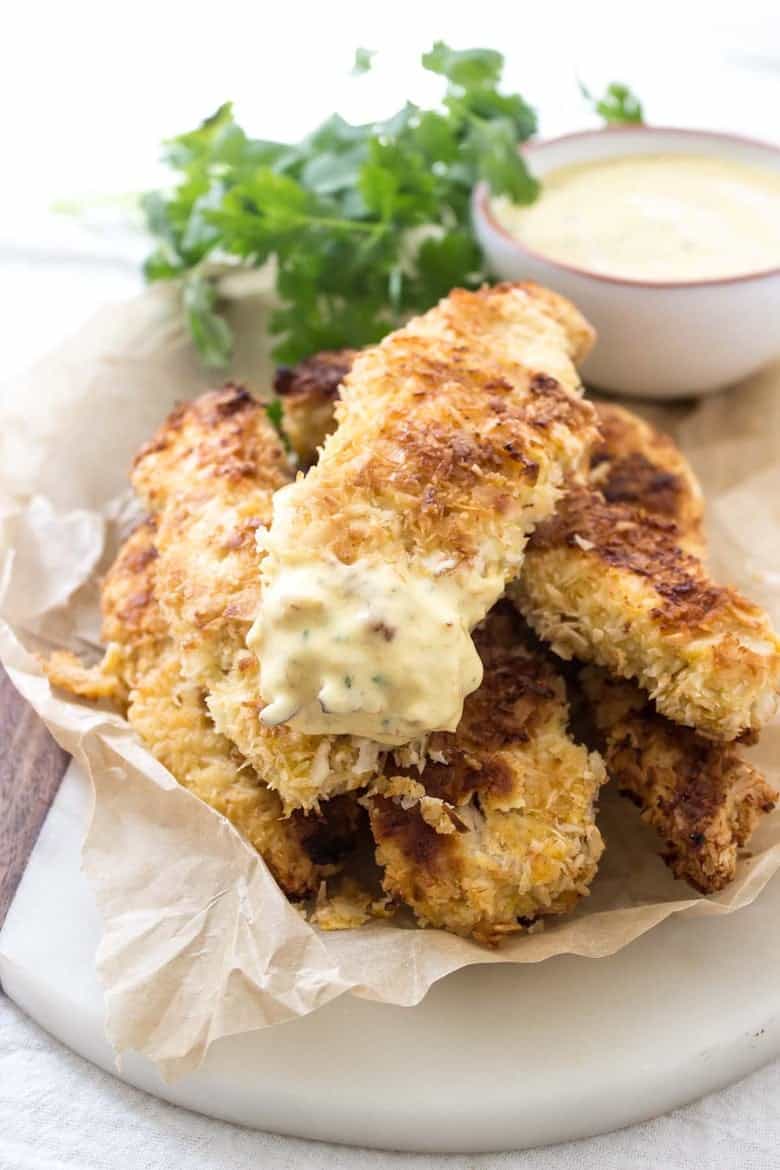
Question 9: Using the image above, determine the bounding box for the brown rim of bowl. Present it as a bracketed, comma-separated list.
[474, 124, 780, 290]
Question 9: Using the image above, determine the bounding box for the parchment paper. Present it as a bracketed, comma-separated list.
[2, 280, 779, 1081]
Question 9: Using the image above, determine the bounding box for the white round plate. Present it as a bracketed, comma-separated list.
[2, 762, 779, 1154]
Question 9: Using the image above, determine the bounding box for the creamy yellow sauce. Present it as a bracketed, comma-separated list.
[491, 154, 780, 281]
[250, 554, 504, 746]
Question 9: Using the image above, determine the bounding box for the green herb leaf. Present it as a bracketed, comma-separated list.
[581, 80, 644, 125]
[352, 47, 375, 75]
[182, 274, 233, 368]
[466, 117, 539, 203]
[422, 41, 504, 88]
[265, 397, 285, 437]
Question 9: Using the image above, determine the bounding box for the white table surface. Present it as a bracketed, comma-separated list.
[1, 993, 778, 1170]
[3, 6, 780, 1162]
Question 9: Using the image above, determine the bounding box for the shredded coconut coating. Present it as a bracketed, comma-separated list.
[365, 606, 606, 945]
[512, 405, 780, 742]
[259, 282, 598, 741]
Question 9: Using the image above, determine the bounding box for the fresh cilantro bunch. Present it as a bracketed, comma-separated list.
[141, 42, 540, 366]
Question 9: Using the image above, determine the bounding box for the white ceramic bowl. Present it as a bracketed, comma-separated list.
[472, 126, 780, 398]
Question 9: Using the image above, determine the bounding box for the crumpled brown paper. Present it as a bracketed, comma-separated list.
[2, 281, 779, 1081]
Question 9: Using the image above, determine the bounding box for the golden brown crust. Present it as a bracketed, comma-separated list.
[529, 486, 735, 632]
[515, 431, 780, 740]
[45, 647, 127, 706]
[101, 518, 167, 653]
[280, 348, 597, 479]
[293, 286, 597, 567]
[366, 605, 605, 944]
[276, 363, 704, 544]
[132, 384, 288, 514]
[580, 667, 776, 892]
[562, 416, 776, 893]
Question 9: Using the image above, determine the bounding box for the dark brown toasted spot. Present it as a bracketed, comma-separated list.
[358, 421, 506, 496]
[294, 795, 361, 868]
[118, 588, 154, 625]
[530, 486, 732, 629]
[274, 350, 356, 400]
[503, 442, 540, 480]
[370, 796, 450, 872]
[207, 383, 255, 418]
[123, 542, 158, 574]
[416, 750, 515, 805]
[369, 621, 396, 642]
[594, 451, 683, 519]
[530, 372, 560, 393]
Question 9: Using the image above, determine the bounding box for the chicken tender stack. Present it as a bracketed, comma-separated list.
[45, 276, 780, 943]
[272, 352, 778, 894]
[256, 282, 598, 747]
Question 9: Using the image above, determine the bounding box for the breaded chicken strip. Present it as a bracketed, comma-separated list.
[132, 385, 385, 812]
[579, 666, 775, 892]
[365, 605, 606, 944]
[511, 407, 780, 741]
[567, 405, 776, 890]
[255, 283, 598, 746]
[47, 518, 358, 896]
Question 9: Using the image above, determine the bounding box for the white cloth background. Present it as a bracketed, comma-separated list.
[2, 996, 779, 1170]
[2, 2, 780, 1164]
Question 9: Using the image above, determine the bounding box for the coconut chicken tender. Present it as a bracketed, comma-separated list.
[47, 518, 358, 897]
[256, 282, 598, 746]
[579, 666, 775, 892]
[131, 385, 385, 813]
[366, 605, 606, 944]
[566, 404, 776, 891]
[511, 406, 780, 742]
